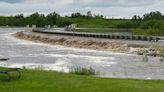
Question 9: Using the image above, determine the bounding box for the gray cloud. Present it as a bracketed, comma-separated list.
[73, 0, 160, 7]
[0, 0, 22, 3]
[0, 0, 163, 18]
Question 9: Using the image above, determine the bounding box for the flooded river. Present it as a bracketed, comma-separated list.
[0, 28, 164, 80]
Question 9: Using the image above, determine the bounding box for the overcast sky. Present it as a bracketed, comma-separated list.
[0, 0, 164, 18]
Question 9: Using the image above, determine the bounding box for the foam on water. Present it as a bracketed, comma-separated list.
[0, 62, 69, 72]
[4, 32, 136, 57]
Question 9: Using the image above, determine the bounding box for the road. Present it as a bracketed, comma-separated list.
[33, 28, 164, 47]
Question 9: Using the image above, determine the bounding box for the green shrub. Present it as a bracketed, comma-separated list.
[159, 47, 164, 57]
[69, 66, 98, 75]
[132, 28, 164, 36]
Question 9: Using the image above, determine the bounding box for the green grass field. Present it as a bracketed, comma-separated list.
[75, 29, 164, 36]
[75, 29, 131, 33]
[0, 69, 164, 92]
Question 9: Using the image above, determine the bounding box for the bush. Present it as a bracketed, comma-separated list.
[69, 66, 98, 75]
[159, 47, 164, 57]
[132, 28, 164, 36]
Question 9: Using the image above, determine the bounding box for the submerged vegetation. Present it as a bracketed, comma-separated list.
[159, 47, 164, 61]
[0, 11, 164, 36]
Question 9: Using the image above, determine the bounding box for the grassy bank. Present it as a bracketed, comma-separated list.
[0, 69, 164, 92]
[75, 29, 164, 36]
[132, 29, 164, 36]
[75, 29, 131, 33]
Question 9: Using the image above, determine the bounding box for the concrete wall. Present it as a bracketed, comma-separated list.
[32, 29, 159, 41]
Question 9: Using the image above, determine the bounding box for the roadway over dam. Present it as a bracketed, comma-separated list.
[16, 28, 164, 47]
[31, 28, 164, 47]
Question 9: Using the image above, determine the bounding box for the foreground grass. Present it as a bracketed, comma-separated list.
[0, 69, 164, 92]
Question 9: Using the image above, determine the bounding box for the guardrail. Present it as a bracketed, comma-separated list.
[32, 29, 160, 42]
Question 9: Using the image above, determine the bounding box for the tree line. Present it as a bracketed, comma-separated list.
[0, 11, 104, 27]
[0, 11, 164, 35]
[0, 11, 163, 28]
[0, 11, 164, 36]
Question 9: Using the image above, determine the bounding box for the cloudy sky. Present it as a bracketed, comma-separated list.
[0, 0, 164, 18]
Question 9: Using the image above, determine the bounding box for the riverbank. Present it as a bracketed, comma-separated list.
[13, 31, 164, 56]
[1, 68, 164, 92]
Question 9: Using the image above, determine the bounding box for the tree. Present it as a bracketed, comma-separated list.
[132, 15, 137, 20]
[94, 14, 104, 18]
[143, 11, 162, 20]
[11, 14, 25, 26]
[25, 13, 47, 27]
[132, 15, 142, 20]
[46, 12, 60, 25]
[71, 12, 82, 18]
[27, 13, 40, 26]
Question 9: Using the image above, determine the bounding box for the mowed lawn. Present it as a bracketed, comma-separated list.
[0, 69, 164, 92]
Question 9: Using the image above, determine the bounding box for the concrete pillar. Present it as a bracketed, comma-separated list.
[136, 36, 141, 40]
[121, 35, 125, 39]
[107, 35, 111, 39]
[143, 36, 148, 41]
[91, 34, 93, 37]
[104, 34, 107, 38]
[47, 25, 51, 29]
[86, 33, 89, 37]
[130, 36, 134, 40]
[97, 34, 99, 38]
[32, 25, 36, 29]
[25, 25, 31, 31]
[126, 36, 130, 40]
[65, 25, 71, 31]
[116, 35, 120, 39]
[71, 24, 77, 31]
[82, 33, 85, 37]
[53, 25, 57, 28]
[99, 34, 102, 38]
[88, 34, 90, 37]
[26, 25, 30, 28]
[93, 34, 96, 38]
[96, 34, 99, 38]
[132, 36, 136, 40]
[100, 34, 102, 38]
[65, 26, 68, 31]
[140, 36, 144, 41]
[112, 35, 115, 39]
[147, 37, 152, 41]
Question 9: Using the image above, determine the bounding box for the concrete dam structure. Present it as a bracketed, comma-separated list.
[32, 29, 160, 42]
